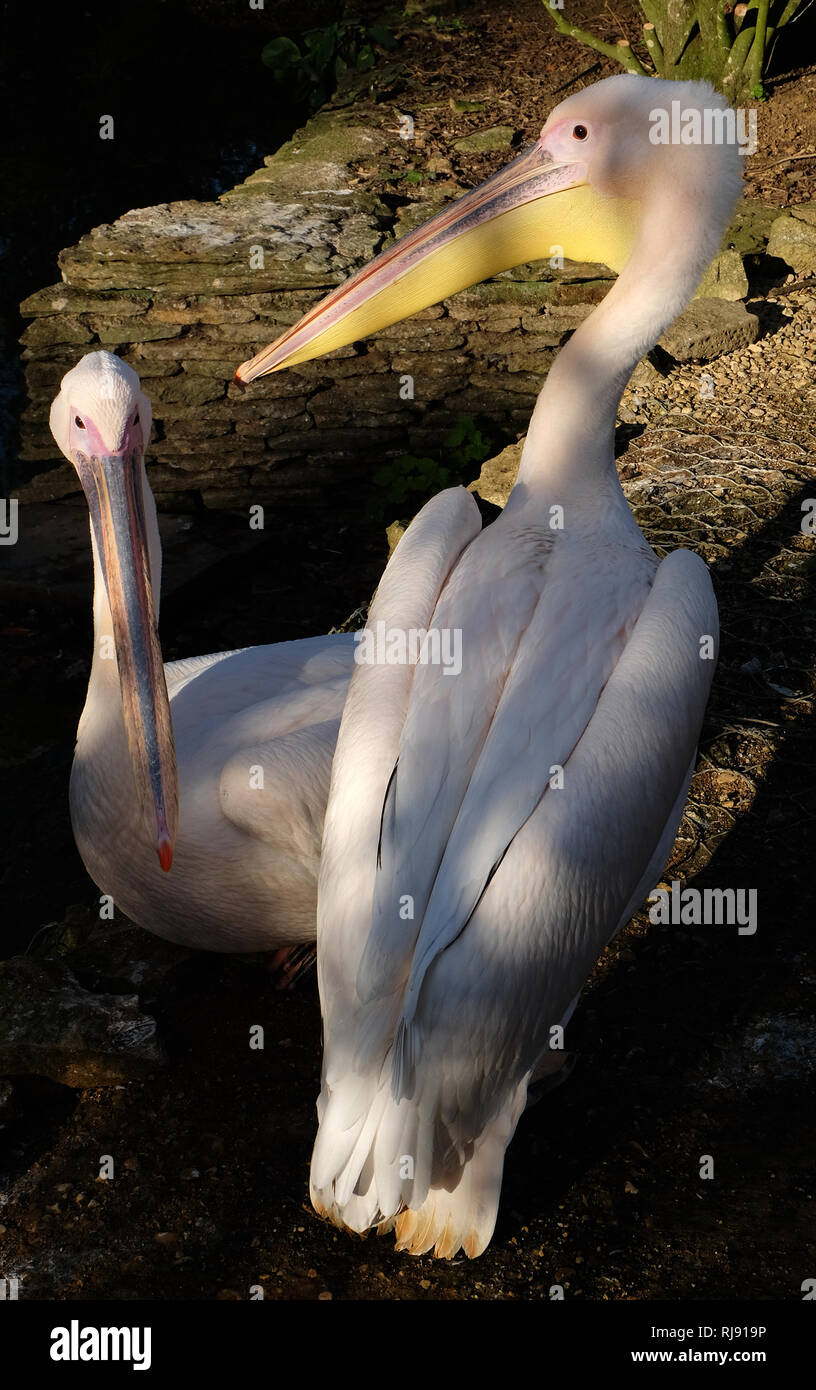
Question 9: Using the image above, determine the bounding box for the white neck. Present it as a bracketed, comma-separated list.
[72, 461, 165, 896]
[514, 177, 722, 500]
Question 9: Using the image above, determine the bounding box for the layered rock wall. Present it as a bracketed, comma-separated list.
[19, 100, 790, 514]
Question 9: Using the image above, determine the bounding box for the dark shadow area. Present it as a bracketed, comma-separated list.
[0, 0, 343, 486]
[748, 257, 802, 293]
[0, 1075, 78, 1186]
[745, 296, 795, 338]
[615, 421, 648, 455]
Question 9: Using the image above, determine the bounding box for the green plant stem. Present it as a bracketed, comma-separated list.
[775, 0, 804, 25]
[638, 0, 662, 26]
[691, 0, 730, 75]
[754, 0, 803, 83]
[540, 3, 648, 74]
[731, 2, 749, 33]
[750, 0, 770, 89]
[642, 21, 664, 73]
[645, 0, 697, 69]
[715, 5, 733, 52]
[722, 5, 758, 87]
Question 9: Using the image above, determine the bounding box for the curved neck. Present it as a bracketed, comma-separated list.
[515, 180, 720, 499]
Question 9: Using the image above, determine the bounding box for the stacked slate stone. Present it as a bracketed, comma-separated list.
[17, 106, 614, 513]
[18, 101, 787, 515]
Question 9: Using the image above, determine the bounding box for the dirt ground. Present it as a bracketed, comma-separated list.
[348, 0, 816, 207]
[1, 0, 815, 1301]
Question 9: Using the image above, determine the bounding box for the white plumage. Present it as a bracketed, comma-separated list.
[51, 352, 354, 952]
[289, 76, 742, 1257]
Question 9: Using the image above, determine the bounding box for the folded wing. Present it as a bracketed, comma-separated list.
[312, 535, 717, 1255]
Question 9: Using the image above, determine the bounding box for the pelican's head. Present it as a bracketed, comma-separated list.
[51, 351, 151, 481]
[236, 74, 742, 383]
[51, 352, 177, 873]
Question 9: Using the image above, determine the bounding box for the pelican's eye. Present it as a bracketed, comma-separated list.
[572, 124, 588, 141]
[75, 416, 86, 429]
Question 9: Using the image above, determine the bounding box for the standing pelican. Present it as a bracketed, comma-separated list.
[237, 76, 742, 1255]
[51, 352, 354, 955]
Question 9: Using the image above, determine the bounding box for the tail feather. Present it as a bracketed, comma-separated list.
[373, 1096, 417, 1215]
[310, 1070, 529, 1259]
[393, 1086, 526, 1258]
[331, 1086, 389, 1211]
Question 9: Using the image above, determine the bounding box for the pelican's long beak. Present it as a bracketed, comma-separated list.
[236, 140, 635, 383]
[74, 427, 178, 872]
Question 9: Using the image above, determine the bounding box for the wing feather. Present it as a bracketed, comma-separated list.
[312, 542, 719, 1252]
[359, 520, 655, 1028]
[398, 546, 718, 1134]
[316, 486, 483, 1064]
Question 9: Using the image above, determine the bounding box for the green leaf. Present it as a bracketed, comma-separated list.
[260, 36, 303, 74]
[304, 23, 342, 69]
[371, 437, 482, 518]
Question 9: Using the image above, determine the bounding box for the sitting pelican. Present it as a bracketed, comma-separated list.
[51, 352, 354, 956]
[236, 76, 742, 1256]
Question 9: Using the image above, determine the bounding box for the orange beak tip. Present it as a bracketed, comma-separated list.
[157, 837, 174, 873]
[233, 370, 248, 392]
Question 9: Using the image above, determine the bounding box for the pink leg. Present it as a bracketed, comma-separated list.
[265, 943, 317, 991]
